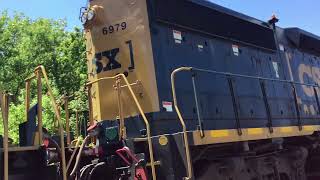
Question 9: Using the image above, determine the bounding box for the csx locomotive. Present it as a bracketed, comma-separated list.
[2, 0, 320, 180]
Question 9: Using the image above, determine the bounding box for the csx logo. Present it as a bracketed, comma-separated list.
[94, 48, 122, 74]
[299, 63, 320, 97]
[93, 41, 135, 74]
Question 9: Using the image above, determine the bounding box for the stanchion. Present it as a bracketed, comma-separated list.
[1, 93, 9, 180]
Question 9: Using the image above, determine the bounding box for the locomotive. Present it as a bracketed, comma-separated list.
[2, 0, 320, 179]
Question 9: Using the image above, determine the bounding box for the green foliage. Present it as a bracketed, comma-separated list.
[0, 12, 88, 143]
[0, 11, 87, 97]
[55, 28, 87, 94]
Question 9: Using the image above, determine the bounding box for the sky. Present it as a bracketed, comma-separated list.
[0, 0, 319, 35]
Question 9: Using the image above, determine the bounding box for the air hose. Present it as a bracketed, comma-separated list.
[70, 121, 100, 178]
[66, 137, 82, 172]
[70, 135, 91, 177]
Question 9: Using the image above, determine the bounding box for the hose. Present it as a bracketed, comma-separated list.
[70, 135, 91, 177]
[88, 162, 117, 180]
[67, 137, 82, 172]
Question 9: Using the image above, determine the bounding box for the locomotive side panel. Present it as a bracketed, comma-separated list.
[147, 0, 320, 135]
[277, 28, 320, 126]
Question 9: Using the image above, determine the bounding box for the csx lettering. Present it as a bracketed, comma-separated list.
[95, 48, 121, 74]
[299, 64, 320, 97]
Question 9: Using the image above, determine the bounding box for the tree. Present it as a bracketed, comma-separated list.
[0, 12, 88, 143]
[54, 28, 87, 94]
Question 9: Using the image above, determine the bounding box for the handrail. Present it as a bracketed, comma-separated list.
[60, 94, 71, 146]
[35, 66, 67, 180]
[36, 70, 44, 146]
[86, 74, 157, 180]
[171, 66, 320, 179]
[1, 93, 9, 180]
[75, 110, 79, 138]
[116, 77, 126, 139]
[171, 67, 193, 180]
[25, 66, 67, 180]
[191, 74, 204, 137]
[189, 67, 319, 87]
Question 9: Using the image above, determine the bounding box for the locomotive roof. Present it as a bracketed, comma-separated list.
[154, 0, 276, 50]
[190, 0, 270, 29]
[285, 28, 320, 55]
[189, 0, 320, 54]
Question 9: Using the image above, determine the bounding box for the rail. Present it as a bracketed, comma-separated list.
[72, 110, 87, 139]
[171, 66, 320, 180]
[25, 66, 67, 180]
[1, 93, 9, 180]
[59, 94, 73, 146]
[86, 74, 157, 180]
[171, 67, 193, 180]
[75, 110, 79, 138]
[63, 95, 71, 146]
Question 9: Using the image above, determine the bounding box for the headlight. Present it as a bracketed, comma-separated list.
[81, 12, 88, 24]
[80, 7, 96, 25]
[87, 9, 95, 21]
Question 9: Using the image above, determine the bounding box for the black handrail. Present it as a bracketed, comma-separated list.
[175, 67, 320, 134]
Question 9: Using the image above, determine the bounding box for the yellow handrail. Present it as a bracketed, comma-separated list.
[36, 70, 44, 146]
[60, 94, 71, 146]
[75, 111, 79, 138]
[65, 97, 71, 146]
[86, 74, 157, 180]
[34, 66, 67, 180]
[25, 66, 67, 180]
[1, 93, 9, 180]
[115, 77, 126, 139]
[171, 67, 193, 180]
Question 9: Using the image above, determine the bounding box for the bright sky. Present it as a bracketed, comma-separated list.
[0, 0, 319, 35]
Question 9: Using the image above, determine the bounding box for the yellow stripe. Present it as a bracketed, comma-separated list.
[248, 128, 264, 135]
[192, 125, 320, 146]
[280, 127, 293, 133]
[304, 125, 317, 131]
[211, 130, 229, 137]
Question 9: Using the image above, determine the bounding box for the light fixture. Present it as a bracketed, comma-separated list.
[79, 7, 96, 25]
[87, 9, 95, 21]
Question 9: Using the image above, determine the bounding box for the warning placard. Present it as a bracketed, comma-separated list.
[162, 101, 173, 112]
[173, 30, 182, 44]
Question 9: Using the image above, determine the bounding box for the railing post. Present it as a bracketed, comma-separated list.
[291, 83, 302, 131]
[227, 75, 242, 136]
[115, 77, 126, 140]
[36, 70, 43, 145]
[119, 74, 157, 180]
[25, 81, 31, 122]
[313, 87, 320, 115]
[171, 67, 193, 180]
[87, 85, 94, 127]
[64, 95, 71, 145]
[75, 110, 79, 138]
[37, 66, 67, 180]
[1, 93, 9, 180]
[191, 73, 204, 138]
[87, 85, 95, 143]
[259, 80, 273, 133]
